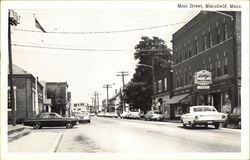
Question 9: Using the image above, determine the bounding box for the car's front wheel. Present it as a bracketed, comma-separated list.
[183, 123, 186, 128]
[214, 123, 220, 129]
[33, 122, 41, 129]
[66, 122, 73, 129]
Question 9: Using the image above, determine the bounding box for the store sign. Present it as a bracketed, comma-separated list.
[194, 70, 212, 85]
[197, 86, 210, 89]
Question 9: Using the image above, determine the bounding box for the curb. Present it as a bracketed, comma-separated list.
[8, 130, 31, 143]
[8, 126, 25, 135]
[48, 132, 63, 152]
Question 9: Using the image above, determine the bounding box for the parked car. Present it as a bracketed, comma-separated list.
[127, 111, 140, 119]
[108, 112, 119, 118]
[223, 107, 241, 129]
[144, 110, 164, 121]
[74, 111, 91, 123]
[139, 111, 145, 118]
[120, 111, 129, 119]
[181, 106, 227, 129]
[97, 112, 105, 117]
[23, 112, 79, 129]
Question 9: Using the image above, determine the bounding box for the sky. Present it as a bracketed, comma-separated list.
[10, 6, 200, 105]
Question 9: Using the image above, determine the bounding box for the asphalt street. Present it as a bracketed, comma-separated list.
[33, 116, 241, 153]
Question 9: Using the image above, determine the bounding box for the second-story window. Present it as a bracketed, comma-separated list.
[164, 78, 167, 91]
[223, 22, 228, 40]
[158, 80, 162, 93]
[203, 35, 207, 51]
[224, 52, 228, 75]
[154, 82, 157, 94]
[216, 59, 221, 77]
[194, 39, 198, 54]
[216, 23, 221, 44]
[188, 46, 192, 58]
[185, 46, 188, 60]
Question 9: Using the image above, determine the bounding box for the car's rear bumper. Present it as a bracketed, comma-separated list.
[194, 119, 225, 124]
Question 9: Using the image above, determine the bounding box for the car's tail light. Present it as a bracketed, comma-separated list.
[222, 115, 226, 119]
[195, 116, 199, 120]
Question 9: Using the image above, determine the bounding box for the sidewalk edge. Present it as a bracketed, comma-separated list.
[48, 132, 63, 152]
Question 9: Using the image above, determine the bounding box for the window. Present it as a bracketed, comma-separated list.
[223, 19, 228, 40]
[203, 35, 207, 51]
[185, 47, 188, 59]
[185, 72, 188, 86]
[179, 52, 182, 62]
[180, 75, 183, 87]
[217, 59, 221, 77]
[158, 80, 162, 93]
[188, 46, 192, 58]
[164, 78, 167, 91]
[194, 39, 198, 54]
[216, 25, 221, 44]
[224, 56, 228, 75]
[208, 31, 212, 47]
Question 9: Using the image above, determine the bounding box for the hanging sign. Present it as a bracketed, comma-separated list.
[194, 70, 212, 86]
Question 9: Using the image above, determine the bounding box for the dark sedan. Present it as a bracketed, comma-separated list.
[23, 112, 79, 129]
[223, 107, 241, 129]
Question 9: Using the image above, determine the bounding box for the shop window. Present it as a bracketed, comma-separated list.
[158, 80, 162, 93]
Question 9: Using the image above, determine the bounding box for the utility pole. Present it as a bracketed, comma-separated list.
[116, 71, 129, 112]
[93, 91, 101, 113]
[103, 84, 112, 113]
[8, 10, 20, 126]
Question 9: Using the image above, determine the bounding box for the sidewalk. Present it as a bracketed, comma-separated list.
[8, 131, 63, 152]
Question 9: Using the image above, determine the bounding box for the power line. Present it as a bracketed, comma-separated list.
[12, 43, 170, 53]
[12, 44, 130, 52]
[13, 21, 187, 34]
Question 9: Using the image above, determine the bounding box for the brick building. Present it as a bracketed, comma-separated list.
[153, 67, 173, 118]
[8, 64, 43, 123]
[169, 11, 241, 119]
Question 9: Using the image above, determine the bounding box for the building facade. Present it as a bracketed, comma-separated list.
[46, 82, 69, 116]
[109, 89, 122, 113]
[8, 64, 43, 123]
[153, 67, 173, 118]
[170, 11, 241, 119]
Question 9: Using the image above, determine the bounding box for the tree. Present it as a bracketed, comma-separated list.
[47, 88, 66, 115]
[123, 36, 172, 113]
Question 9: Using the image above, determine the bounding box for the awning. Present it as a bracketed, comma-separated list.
[165, 94, 189, 105]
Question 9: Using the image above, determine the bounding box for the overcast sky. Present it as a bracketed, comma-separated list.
[10, 5, 200, 105]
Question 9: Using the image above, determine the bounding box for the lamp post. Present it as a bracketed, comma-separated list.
[8, 10, 20, 126]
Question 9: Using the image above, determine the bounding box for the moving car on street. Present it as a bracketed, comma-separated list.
[23, 112, 79, 129]
[144, 110, 164, 121]
[181, 106, 227, 129]
[74, 111, 91, 123]
[223, 107, 241, 129]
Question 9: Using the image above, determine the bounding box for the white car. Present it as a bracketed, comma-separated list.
[128, 111, 140, 119]
[120, 111, 129, 119]
[181, 106, 227, 129]
[144, 110, 164, 121]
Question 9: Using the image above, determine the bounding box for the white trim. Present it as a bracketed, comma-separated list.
[173, 37, 233, 68]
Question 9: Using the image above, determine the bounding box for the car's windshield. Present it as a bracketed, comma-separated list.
[193, 107, 216, 112]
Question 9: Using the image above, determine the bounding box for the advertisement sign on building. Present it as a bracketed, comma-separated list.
[194, 70, 212, 86]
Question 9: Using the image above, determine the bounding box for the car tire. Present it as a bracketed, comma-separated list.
[66, 122, 73, 129]
[214, 123, 220, 129]
[204, 124, 208, 128]
[191, 123, 195, 129]
[237, 121, 241, 129]
[33, 122, 41, 129]
[183, 123, 186, 128]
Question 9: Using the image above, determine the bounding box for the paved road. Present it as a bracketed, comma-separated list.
[35, 117, 241, 153]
